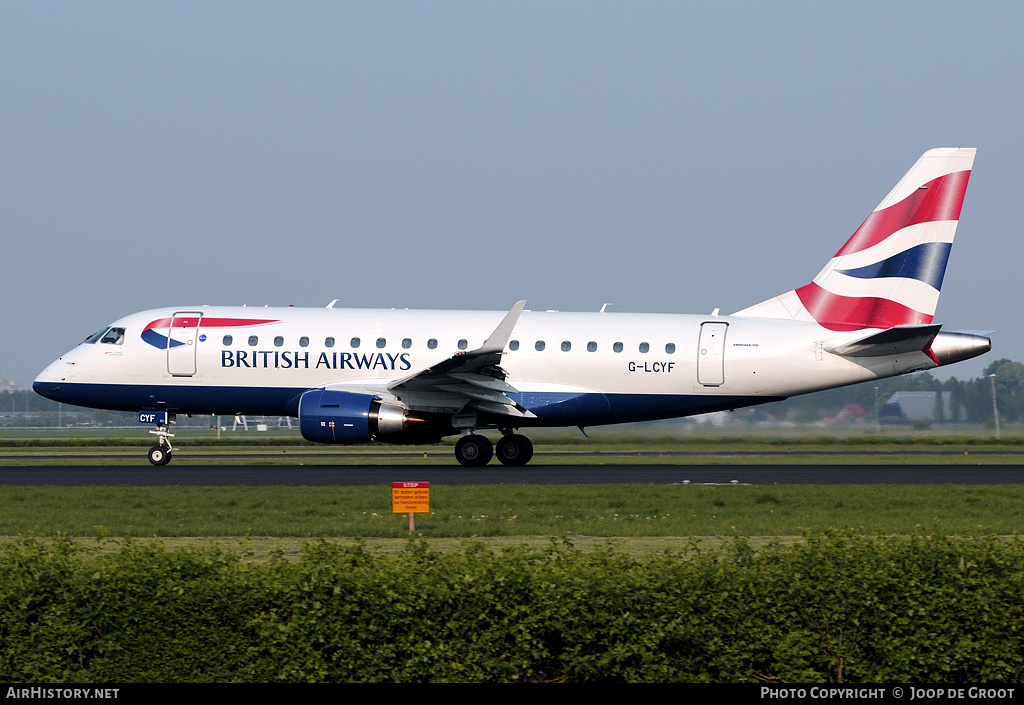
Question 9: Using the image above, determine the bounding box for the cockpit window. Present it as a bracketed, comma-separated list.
[100, 327, 126, 345]
[85, 326, 125, 345]
[83, 327, 109, 344]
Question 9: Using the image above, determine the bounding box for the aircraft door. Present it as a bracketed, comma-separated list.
[697, 322, 728, 386]
[166, 312, 203, 377]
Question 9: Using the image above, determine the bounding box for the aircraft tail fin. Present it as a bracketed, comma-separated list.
[734, 147, 976, 331]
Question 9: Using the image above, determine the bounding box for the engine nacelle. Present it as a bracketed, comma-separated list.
[298, 389, 438, 444]
[927, 331, 992, 366]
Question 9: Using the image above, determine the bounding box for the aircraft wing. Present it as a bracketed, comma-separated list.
[387, 300, 536, 417]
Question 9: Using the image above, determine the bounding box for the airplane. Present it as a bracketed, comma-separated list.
[34, 147, 991, 467]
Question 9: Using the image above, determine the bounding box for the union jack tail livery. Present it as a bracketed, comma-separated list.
[735, 148, 976, 331]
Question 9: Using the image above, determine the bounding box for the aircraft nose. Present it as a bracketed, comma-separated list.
[35, 357, 73, 382]
[32, 379, 59, 401]
[33, 358, 75, 402]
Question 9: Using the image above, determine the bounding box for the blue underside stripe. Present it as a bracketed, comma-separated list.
[33, 381, 783, 426]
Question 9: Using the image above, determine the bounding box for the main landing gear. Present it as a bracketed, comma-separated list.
[454, 431, 534, 467]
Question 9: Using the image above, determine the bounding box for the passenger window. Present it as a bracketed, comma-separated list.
[299, 337, 309, 347]
[509, 340, 519, 351]
[535, 341, 545, 351]
[402, 338, 412, 349]
[274, 336, 284, 347]
[351, 337, 360, 348]
[223, 335, 233, 346]
[665, 343, 675, 354]
[248, 336, 258, 347]
[639, 342, 650, 353]
[376, 338, 386, 349]
[613, 342, 623, 353]
[325, 337, 335, 348]
[587, 341, 597, 352]
[561, 341, 571, 352]
[458, 339, 468, 350]
[428, 338, 438, 350]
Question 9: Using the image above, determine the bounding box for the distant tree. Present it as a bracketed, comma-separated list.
[758, 363, 1024, 426]
[986, 359, 1024, 423]
[795, 400, 820, 424]
[933, 390, 946, 424]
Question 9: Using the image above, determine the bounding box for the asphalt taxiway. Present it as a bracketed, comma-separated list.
[1, 464, 1023, 486]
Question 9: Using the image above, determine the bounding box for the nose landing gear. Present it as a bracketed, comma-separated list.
[144, 413, 176, 466]
[147, 443, 172, 466]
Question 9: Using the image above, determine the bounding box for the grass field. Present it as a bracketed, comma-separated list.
[1, 483, 1022, 537]
[2, 428, 1023, 552]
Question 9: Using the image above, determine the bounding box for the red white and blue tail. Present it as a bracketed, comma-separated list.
[734, 148, 976, 331]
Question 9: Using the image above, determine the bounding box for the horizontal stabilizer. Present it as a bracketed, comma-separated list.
[826, 324, 941, 357]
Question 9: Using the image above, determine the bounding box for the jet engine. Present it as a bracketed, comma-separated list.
[298, 389, 440, 444]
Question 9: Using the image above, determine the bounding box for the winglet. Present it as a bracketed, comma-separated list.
[477, 300, 527, 354]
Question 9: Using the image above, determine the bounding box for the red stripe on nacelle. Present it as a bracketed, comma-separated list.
[795, 282, 932, 331]
[834, 170, 971, 257]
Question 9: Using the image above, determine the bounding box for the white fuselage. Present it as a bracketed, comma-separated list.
[34, 305, 940, 427]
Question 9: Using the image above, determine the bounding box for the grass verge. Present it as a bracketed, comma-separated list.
[1, 483, 1023, 538]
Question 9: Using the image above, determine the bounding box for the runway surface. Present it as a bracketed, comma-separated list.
[2, 464, 1023, 486]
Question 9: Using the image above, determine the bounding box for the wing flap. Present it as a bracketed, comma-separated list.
[388, 300, 536, 418]
[469, 400, 534, 417]
[446, 372, 520, 394]
[435, 384, 515, 406]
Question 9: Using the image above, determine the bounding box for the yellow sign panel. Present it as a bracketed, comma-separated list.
[392, 482, 430, 513]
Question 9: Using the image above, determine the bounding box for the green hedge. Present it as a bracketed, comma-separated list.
[1, 533, 1022, 682]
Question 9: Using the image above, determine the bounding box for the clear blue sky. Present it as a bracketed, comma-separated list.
[3, 1, 1019, 387]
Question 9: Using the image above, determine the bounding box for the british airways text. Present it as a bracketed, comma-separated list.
[221, 350, 412, 371]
